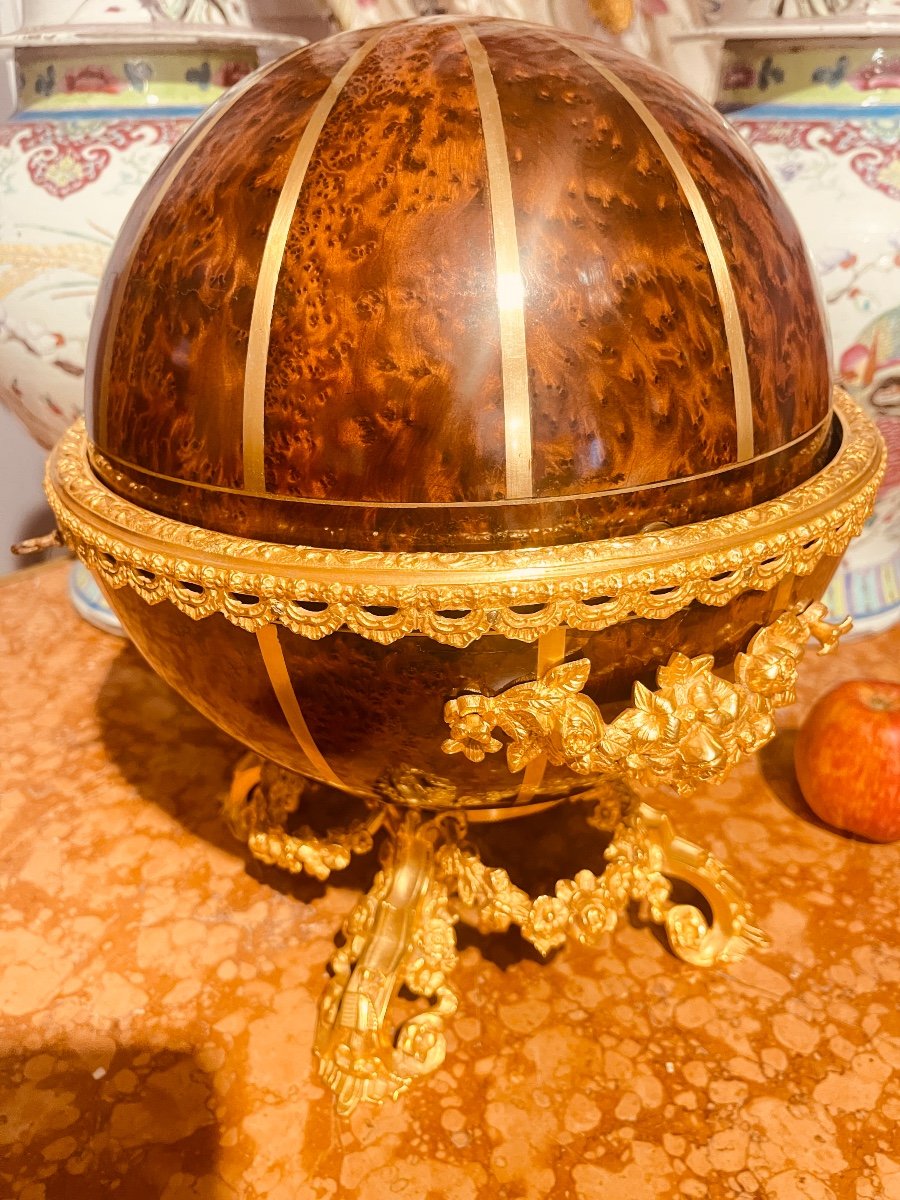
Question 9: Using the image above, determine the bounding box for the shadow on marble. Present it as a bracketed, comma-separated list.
[93, 643, 711, 973]
[93, 644, 384, 904]
[94, 643, 246, 851]
[758, 729, 876, 845]
[0, 1040, 218, 1198]
[453, 802, 715, 970]
[757, 730, 821, 827]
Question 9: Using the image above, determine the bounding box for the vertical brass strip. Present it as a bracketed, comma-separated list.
[559, 39, 755, 462]
[256, 624, 346, 790]
[456, 22, 533, 499]
[96, 49, 308, 449]
[241, 31, 386, 492]
[769, 572, 796, 620]
[515, 628, 568, 805]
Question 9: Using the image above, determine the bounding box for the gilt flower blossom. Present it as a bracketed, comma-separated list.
[523, 895, 569, 956]
[441, 708, 502, 762]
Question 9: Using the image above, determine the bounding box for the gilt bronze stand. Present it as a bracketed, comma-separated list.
[43, 393, 885, 1117]
[225, 600, 847, 1115]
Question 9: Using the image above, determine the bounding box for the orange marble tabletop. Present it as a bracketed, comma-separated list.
[1, 561, 900, 1200]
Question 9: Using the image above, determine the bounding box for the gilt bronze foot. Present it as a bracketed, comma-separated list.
[227, 772, 766, 1114]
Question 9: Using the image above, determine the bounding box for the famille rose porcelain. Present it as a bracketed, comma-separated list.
[708, 9, 900, 634]
[0, 0, 297, 631]
[0, 0, 298, 449]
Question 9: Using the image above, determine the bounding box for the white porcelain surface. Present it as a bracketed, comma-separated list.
[21, 0, 252, 26]
[718, 38, 900, 633]
[68, 560, 126, 635]
[705, 0, 900, 24]
[690, 0, 900, 40]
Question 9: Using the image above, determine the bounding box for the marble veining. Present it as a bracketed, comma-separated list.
[1, 563, 899, 1198]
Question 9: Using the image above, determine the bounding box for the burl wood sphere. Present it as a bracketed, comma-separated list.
[84, 18, 838, 805]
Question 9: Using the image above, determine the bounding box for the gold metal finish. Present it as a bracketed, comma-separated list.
[227, 774, 766, 1114]
[561, 38, 756, 461]
[241, 31, 385, 492]
[48, 380, 881, 1116]
[457, 22, 533, 499]
[224, 755, 381, 880]
[46, 391, 883, 646]
[515, 627, 568, 804]
[588, 0, 634, 33]
[315, 811, 459, 1115]
[443, 601, 850, 794]
[256, 624, 349, 793]
[464, 797, 566, 822]
[374, 764, 519, 812]
[440, 800, 765, 964]
[215, 594, 850, 1115]
[11, 530, 62, 556]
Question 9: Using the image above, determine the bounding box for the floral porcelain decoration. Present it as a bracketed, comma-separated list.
[0, 43, 257, 448]
[0, 0, 298, 634]
[715, 29, 900, 633]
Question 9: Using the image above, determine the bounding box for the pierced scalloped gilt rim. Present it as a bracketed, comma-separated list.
[45, 390, 885, 646]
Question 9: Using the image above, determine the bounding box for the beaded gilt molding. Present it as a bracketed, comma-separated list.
[46, 391, 883, 646]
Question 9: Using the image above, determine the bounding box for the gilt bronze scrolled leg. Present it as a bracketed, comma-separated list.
[313, 813, 459, 1115]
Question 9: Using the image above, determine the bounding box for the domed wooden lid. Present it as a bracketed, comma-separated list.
[86, 16, 832, 552]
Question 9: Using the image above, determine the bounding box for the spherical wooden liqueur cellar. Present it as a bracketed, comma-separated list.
[43, 16, 887, 1114]
[87, 15, 832, 552]
[65, 15, 865, 810]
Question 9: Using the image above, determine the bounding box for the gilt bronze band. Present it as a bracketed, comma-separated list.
[46, 391, 883, 648]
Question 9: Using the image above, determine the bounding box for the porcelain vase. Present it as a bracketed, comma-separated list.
[0, 2, 298, 633]
[0, 40, 259, 448]
[716, 36, 900, 635]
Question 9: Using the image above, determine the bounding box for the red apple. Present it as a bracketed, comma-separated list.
[794, 680, 900, 842]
